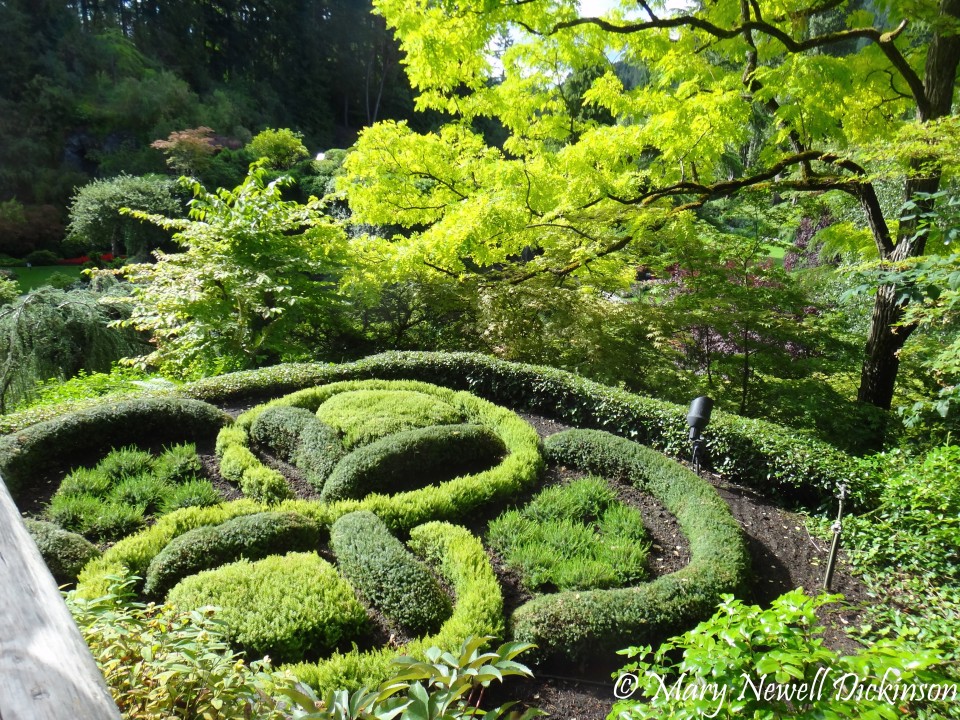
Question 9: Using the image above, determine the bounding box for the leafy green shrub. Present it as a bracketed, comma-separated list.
[168, 552, 369, 663]
[250, 405, 319, 458]
[316, 389, 463, 448]
[24, 518, 100, 584]
[160, 478, 222, 514]
[288, 521, 504, 694]
[144, 510, 323, 599]
[279, 636, 540, 720]
[250, 405, 344, 490]
[24, 249, 60, 265]
[67, 573, 290, 720]
[507, 429, 749, 664]
[611, 590, 955, 720]
[186, 352, 855, 508]
[217, 424, 292, 503]
[331, 511, 452, 636]
[0, 397, 228, 501]
[488, 476, 650, 592]
[321, 424, 505, 502]
[248, 127, 309, 169]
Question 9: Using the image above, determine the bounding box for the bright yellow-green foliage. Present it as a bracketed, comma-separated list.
[341, 0, 937, 286]
[315, 389, 463, 447]
[167, 552, 368, 664]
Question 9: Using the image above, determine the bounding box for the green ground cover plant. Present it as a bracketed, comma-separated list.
[46, 443, 220, 543]
[330, 511, 452, 636]
[167, 552, 369, 664]
[488, 476, 650, 592]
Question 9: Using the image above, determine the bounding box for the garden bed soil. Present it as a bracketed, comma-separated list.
[11, 407, 871, 720]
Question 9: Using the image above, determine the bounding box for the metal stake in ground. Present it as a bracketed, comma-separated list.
[822, 482, 848, 591]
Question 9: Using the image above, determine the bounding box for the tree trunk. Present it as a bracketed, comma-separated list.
[856, 0, 960, 415]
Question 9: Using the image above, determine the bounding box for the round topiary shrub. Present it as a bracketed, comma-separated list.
[144, 511, 323, 599]
[167, 552, 368, 664]
[320, 423, 505, 502]
[315, 389, 463, 448]
[330, 511, 452, 636]
[24, 518, 101, 585]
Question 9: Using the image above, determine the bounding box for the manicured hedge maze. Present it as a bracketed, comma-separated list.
[0, 355, 805, 692]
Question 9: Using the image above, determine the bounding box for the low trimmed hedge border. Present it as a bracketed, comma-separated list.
[508, 429, 750, 664]
[285, 520, 503, 694]
[0, 397, 230, 501]
[24, 519, 101, 585]
[321, 423, 505, 502]
[215, 379, 542, 523]
[143, 511, 324, 599]
[249, 406, 344, 491]
[330, 511, 452, 636]
[183, 352, 857, 508]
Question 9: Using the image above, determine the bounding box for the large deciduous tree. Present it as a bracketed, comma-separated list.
[342, 0, 960, 414]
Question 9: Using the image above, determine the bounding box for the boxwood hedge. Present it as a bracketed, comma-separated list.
[249, 406, 344, 491]
[321, 424, 505, 502]
[143, 511, 323, 599]
[508, 429, 749, 664]
[0, 398, 229, 501]
[330, 511, 452, 636]
[24, 519, 101, 585]
[286, 521, 503, 693]
[186, 352, 855, 507]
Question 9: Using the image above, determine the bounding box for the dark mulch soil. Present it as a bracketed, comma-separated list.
[12, 407, 872, 720]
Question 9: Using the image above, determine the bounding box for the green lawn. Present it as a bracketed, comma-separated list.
[3, 266, 85, 292]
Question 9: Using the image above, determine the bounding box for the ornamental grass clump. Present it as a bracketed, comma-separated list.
[46, 442, 221, 543]
[488, 476, 650, 592]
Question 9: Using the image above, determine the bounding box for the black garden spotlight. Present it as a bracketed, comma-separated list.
[686, 396, 714, 474]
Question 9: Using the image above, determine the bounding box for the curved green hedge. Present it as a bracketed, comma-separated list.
[216, 379, 542, 523]
[143, 511, 323, 599]
[286, 521, 503, 693]
[184, 352, 856, 507]
[322, 423, 505, 502]
[249, 406, 344, 490]
[330, 511, 452, 636]
[508, 429, 749, 664]
[24, 519, 101, 585]
[0, 397, 229, 501]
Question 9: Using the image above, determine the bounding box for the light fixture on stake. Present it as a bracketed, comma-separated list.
[686, 396, 713, 474]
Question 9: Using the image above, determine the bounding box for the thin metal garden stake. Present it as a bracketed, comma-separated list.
[822, 483, 848, 591]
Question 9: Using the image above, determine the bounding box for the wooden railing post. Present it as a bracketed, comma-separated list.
[0, 474, 121, 720]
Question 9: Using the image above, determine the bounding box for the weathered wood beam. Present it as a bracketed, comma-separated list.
[0, 475, 120, 720]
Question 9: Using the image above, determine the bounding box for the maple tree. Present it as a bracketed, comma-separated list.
[342, 0, 960, 415]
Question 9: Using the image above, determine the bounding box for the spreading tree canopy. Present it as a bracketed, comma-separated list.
[342, 0, 960, 415]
